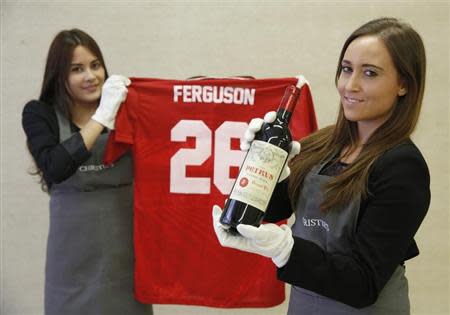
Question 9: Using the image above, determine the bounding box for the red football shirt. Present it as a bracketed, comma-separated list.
[104, 77, 317, 307]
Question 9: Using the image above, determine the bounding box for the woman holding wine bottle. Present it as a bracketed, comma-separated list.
[22, 29, 151, 315]
[213, 17, 430, 314]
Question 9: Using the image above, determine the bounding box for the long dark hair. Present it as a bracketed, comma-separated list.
[39, 28, 109, 119]
[30, 29, 109, 191]
[289, 17, 426, 211]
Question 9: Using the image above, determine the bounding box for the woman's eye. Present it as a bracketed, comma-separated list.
[71, 66, 83, 73]
[364, 69, 378, 77]
[92, 62, 102, 70]
[341, 66, 352, 73]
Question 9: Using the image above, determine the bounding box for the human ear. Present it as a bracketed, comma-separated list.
[398, 87, 407, 96]
[398, 79, 408, 96]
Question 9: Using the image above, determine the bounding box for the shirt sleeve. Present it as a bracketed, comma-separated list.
[291, 83, 318, 140]
[277, 142, 430, 308]
[22, 100, 91, 185]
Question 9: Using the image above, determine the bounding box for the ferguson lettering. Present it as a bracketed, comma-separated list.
[173, 85, 255, 105]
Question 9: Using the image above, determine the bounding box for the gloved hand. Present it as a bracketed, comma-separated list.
[240, 111, 301, 182]
[91, 75, 131, 129]
[212, 205, 294, 267]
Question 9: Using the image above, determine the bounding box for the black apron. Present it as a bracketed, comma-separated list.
[288, 157, 410, 315]
[45, 111, 150, 315]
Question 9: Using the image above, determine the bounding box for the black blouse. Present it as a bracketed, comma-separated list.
[22, 100, 94, 188]
[265, 141, 430, 308]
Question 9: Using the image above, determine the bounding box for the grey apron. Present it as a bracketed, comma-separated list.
[45, 110, 150, 315]
[288, 157, 409, 315]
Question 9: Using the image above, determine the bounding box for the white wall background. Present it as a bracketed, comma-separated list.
[1, 1, 449, 314]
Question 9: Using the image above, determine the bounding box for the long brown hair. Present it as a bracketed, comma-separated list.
[30, 29, 109, 191]
[288, 17, 426, 212]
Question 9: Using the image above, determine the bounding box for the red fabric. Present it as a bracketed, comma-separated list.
[104, 77, 317, 307]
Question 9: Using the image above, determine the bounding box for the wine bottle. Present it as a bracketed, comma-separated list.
[220, 85, 301, 235]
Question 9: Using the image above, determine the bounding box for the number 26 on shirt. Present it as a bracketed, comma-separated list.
[170, 120, 247, 195]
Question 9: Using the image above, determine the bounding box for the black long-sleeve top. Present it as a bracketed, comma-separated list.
[22, 100, 93, 189]
[264, 141, 430, 308]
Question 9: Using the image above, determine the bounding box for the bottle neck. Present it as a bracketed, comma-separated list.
[277, 85, 300, 123]
[277, 108, 293, 122]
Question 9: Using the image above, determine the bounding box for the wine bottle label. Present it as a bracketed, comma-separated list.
[230, 140, 288, 212]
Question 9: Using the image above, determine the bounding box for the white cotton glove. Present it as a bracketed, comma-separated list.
[91, 74, 131, 129]
[212, 205, 294, 267]
[240, 111, 301, 182]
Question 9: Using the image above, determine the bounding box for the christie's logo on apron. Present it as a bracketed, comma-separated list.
[78, 163, 114, 172]
[302, 216, 330, 232]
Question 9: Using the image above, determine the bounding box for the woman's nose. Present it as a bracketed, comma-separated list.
[84, 68, 95, 81]
[346, 73, 361, 92]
